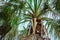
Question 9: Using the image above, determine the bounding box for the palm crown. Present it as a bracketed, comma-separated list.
[0, 0, 60, 40]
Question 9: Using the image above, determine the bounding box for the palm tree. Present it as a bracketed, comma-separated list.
[18, 0, 60, 40]
[19, 0, 52, 34]
[0, 0, 60, 40]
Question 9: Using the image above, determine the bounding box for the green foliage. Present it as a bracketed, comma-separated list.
[19, 26, 28, 36]
[55, 0, 60, 10]
[0, 0, 60, 40]
[19, 1, 26, 9]
[9, 0, 19, 2]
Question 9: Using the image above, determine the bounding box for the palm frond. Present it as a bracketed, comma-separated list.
[26, 1, 34, 13]
[34, 0, 37, 12]
[37, 0, 42, 10]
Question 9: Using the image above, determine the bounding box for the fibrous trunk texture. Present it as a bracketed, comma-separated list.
[19, 34, 50, 40]
[33, 18, 37, 34]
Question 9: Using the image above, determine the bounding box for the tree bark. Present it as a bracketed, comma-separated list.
[33, 18, 37, 34]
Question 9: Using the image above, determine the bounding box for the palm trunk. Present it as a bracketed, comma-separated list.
[33, 18, 37, 34]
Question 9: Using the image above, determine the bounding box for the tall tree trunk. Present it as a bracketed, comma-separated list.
[33, 18, 37, 34]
